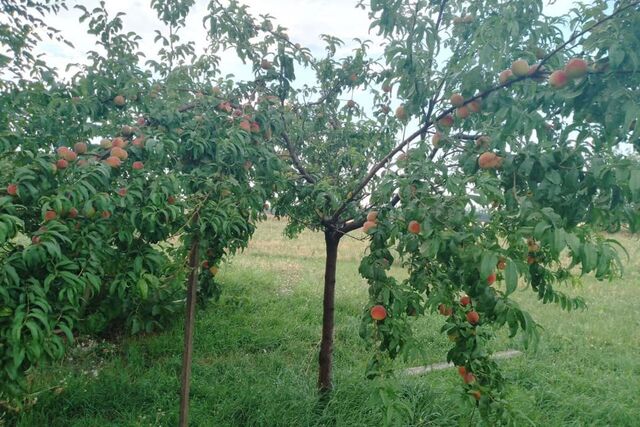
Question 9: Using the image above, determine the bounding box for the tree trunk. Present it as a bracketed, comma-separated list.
[318, 229, 341, 392]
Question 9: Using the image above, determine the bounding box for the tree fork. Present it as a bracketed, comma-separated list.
[318, 228, 341, 392]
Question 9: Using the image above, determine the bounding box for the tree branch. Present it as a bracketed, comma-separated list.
[281, 131, 316, 184]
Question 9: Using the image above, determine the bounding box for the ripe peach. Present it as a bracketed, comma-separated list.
[112, 137, 127, 149]
[7, 184, 17, 196]
[478, 152, 502, 169]
[471, 390, 482, 400]
[463, 372, 476, 384]
[44, 210, 57, 221]
[132, 136, 145, 147]
[101, 210, 111, 219]
[68, 207, 78, 218]
[565, 58, 588, 79]
[498, 69, 513, 84]
[239, 120, 251, 132]
[438, 304, 453, 316]
[105, 156, 122, 168]
[363, 220, 377, 233]
[460, 295, 471, 306]
[468, 100, 481, 113]
[450, 93, 464, 107]
[250, 122, 261, 133]
[57, 147, 70, 159]
[132, 161, 144, 170]
[56, 159, 69, 169]
[458, 366, 467, 377]
[217, 101, 233, 113]
[432, 132, 442, 146]
[395, 105, 407, 121]
[466, 311, 479, 325]
[549, 70, 568, 88]
[260, 59, 272, 70]
[113, 95, 126, 106]
[110, 147, 128, 160]
[74, 142, 88, 154]
[370, 305, 387, 321]
[456, 106, 470, 119]
[407, 220, 421, 234]
[32, 235, 41, 244]
[439, 115, 454, 128]
[168, 196, 176, 205]
[487, 273, 496, 285]
[118, 187, 127, 197]
[511, 59, 529, 77]
[121, 125, 134, 136]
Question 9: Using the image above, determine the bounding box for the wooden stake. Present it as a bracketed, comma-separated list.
[179, 236, 200, 427]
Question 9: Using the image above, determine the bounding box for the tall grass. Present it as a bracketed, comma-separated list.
[6, 218, 640, 426]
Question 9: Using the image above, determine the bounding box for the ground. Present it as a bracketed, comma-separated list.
[7, 218, 640, 426]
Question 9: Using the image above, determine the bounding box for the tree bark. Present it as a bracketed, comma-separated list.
[318, 229, 341, 392]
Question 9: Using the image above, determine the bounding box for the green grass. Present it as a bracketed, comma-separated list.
[6, 218, 640, 426]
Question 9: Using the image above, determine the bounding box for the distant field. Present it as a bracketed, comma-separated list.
[7, 217, 640, 426]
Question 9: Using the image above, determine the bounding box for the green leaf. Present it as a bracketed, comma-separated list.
[480, 252, 498, 279]
[505, 260, 518, 296]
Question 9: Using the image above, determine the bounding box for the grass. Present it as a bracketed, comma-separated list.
[5, 217, 640, 426]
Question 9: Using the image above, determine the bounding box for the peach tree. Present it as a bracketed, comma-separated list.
[206, 0, 640, 423]
[0, 0, 280, 406]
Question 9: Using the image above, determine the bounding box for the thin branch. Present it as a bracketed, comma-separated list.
[281, 131, 316, 184]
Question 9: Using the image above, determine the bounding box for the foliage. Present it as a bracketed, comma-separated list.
[197, 0, 640, 423]
[0, 0, 280, 403]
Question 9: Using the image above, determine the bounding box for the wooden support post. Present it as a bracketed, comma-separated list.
[179, 236, 200, 427]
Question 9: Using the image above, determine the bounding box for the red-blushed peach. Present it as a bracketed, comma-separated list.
[511, 59, 529, 77]
[407, 220, 421, 234]
[565, 58, 588, 78]
[370, 305, 387, 321]
[105, 156, 121, 168]
[549, 70, 568, 88]
[450, 93, 464, 107]
[363, 220, 377, 233]
[466, 310, 480, 325]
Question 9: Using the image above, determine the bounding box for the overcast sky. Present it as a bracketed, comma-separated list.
[37, 0, 380, 80]
[37, 0, 575, 80]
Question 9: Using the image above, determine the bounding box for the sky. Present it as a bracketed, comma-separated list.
[37, 0, 575, 80]
[37, 0, 380, 80]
